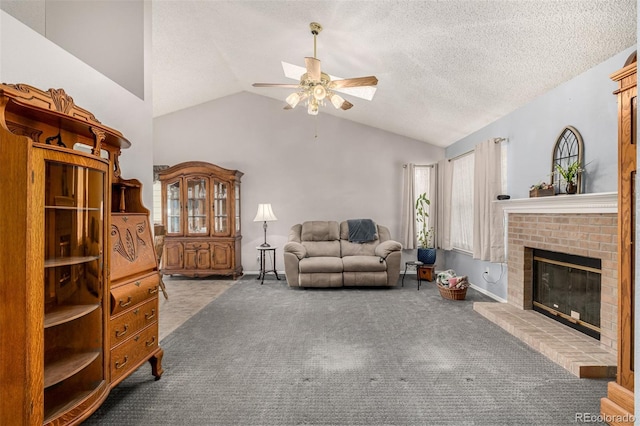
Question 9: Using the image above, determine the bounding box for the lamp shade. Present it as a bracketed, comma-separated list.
[253, 203, 278, 222]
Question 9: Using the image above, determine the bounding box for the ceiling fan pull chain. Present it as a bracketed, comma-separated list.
[315, 116, 318, 139]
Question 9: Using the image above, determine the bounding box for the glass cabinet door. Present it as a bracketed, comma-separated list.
[186, 177, 208, 235]
[165, 179, 181, 235]
[213, 180, 229, 235]
[43, 158, 106, 420]
[235, 182, 241, 233]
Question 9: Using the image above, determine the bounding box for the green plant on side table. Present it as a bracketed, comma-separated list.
[415, 193, 436, 265]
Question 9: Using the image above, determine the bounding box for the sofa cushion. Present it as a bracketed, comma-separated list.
[302, 240, 340, 257]
[301, 221, 339, 242]
[288, 224, 302, 243]
[342, 255, 388, 272]
[284, 241, 306, 260]
[340, 240, 377, 257]
[375, 240, 402, 259]
[299, 256, 344, 273]
[343, 271, 388, 286]
[299, 272, 343, 287]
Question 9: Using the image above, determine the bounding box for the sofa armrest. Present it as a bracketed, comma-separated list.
[284, 241, 307, 260]
[375, 240, 402, 259]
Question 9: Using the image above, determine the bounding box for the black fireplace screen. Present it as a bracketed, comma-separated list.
[532, 249, 601, 340]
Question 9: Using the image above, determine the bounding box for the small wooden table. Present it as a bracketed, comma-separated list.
[418, 264, 436, 282]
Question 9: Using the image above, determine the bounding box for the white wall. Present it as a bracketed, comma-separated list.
[444, 45, 636, 301]
[153, 92, 444, 272]
[1, 0, 145, 99]
[0, 9, 154, 209]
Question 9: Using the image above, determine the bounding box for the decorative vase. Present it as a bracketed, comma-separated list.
[417, 247, 436, 265]
[566, 182, 577, 194]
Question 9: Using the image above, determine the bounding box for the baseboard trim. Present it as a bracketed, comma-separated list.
[469, 283, 507, 303]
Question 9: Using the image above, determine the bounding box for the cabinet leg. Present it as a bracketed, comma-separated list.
[149, 348, 164, 381]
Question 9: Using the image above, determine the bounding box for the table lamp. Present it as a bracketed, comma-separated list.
[253, 203, 277, 247]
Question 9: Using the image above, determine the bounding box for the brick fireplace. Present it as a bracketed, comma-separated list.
[475, 192, 618, 377]
[507, 211, 617, 351]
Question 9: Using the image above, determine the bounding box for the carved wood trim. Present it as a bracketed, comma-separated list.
[4, 83, 103, 125]
[90, 127, 106, 156]
[5, 121, 43, 142]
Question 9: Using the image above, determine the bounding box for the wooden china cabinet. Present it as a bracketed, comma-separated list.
[601, 51, 636, 425]
[0, 83, 162, 425]
[159, 161, 243, 278]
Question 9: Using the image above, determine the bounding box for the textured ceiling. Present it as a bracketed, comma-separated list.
[152, 0, 637, 147]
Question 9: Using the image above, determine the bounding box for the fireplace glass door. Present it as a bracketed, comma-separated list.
[532, 249, 601, 340]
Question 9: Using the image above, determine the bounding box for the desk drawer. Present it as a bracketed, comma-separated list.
[110, 272, 160, 316]
[109, 297, 158, 348]
[110, 323, 158, 382]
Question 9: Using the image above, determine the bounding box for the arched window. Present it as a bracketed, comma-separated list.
[551, 126, 584, 194]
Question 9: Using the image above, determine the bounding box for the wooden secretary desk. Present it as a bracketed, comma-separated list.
[0, 83, 163, 425]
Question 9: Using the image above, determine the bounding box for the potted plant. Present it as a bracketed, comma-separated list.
[415, 193, 436, 265]
[555, 161, 585, 194]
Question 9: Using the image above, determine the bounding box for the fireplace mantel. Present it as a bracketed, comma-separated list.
[495, 192, 617, 214]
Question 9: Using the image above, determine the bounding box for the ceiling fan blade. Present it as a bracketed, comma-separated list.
[331, 76, 378, 89]
[252, 83, 300, 88]
[284, 104, 292, 110]
[305, 57, 321, 81]
[341, 100, 354, 110]
[281, 62, 377, 100]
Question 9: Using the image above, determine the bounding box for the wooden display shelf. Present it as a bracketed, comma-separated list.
[44, 255, 99, 268]
[45, 205, 101, 211]
[44, 387, 100, 424]
[45, 304, 100, 328]
[44, 350, 100, 388]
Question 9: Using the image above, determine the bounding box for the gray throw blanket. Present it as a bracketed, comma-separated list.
[347, 219, 377, 243]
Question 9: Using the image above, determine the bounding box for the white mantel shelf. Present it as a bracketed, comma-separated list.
[494, 192, 617, 214]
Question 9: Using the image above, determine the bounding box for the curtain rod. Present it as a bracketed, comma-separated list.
[448, 137, 507, 162]
[448, 150, 473, 162]
[403, 164, 434, 168]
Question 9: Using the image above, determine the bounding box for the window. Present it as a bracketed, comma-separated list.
[152, 180, 162, 224]
[414, 165, 431, 234]
[450, 153, 474, 252]
[551, 126, 583, 194]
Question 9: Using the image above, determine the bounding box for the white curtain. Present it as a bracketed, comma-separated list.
[400, 163, 416, 249]
[473, 138, 503, 262]
[450, 154, 474, 251]
[428, 164, 438, 246]
[436, 159, 453, 250]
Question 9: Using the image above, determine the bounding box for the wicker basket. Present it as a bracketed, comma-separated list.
[437, 283, 468, 300]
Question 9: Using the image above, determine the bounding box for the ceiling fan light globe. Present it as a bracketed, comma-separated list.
[308, 102, 319, 115]
[313, 84, 327, 100]
[286, 92, 301, 108]
[330, 93, 345, 109]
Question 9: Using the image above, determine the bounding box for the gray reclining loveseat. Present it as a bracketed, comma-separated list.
[283, 220, 402, 288]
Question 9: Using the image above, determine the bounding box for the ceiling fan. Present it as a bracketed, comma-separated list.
[252, 22, 378, 115]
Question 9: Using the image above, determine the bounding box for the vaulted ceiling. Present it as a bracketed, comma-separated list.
[152, 1, 636, 147]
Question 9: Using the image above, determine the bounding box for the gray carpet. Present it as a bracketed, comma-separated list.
[85, 275, 608, 425]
